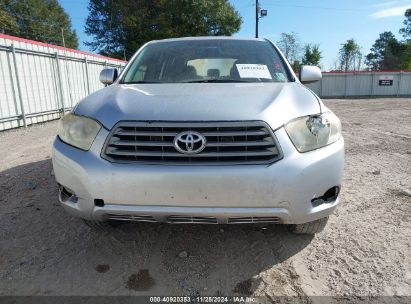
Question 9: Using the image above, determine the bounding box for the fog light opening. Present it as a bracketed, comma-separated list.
[58, 184, 77, 203]
[323, 186, 340, 202]
[311, 186, 340, 207]
[94, 199, 105, 207]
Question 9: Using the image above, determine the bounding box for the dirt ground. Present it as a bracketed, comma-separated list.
[0, 98, 410, 300]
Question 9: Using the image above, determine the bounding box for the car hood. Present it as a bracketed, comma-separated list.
[74, 82, 322, 130]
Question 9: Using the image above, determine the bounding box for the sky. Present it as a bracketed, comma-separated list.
[59, 0, 411, 70]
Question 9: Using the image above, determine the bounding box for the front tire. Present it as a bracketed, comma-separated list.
[288, 217, 329, 234]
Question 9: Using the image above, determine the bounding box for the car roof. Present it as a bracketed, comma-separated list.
[150, 36, 267, 44]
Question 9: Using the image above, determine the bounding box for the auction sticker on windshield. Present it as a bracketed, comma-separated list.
[236, 64, 272, 79]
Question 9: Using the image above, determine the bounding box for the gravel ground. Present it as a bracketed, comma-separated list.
[0, 98, 410, 300]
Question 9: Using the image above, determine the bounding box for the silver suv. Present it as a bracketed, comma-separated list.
[52, 37, 344, 234]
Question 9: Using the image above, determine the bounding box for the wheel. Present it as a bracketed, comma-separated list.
[288, 217, 329, 234]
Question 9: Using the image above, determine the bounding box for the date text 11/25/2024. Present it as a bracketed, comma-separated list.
[149, 296, 257, 303]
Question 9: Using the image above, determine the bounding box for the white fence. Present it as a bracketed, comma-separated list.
[0, 34, 126, 131]
[306, 71, 411, 98]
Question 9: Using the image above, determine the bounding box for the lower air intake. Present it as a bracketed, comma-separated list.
[167, 216, 218, 224]
[228, 217, 281, 224]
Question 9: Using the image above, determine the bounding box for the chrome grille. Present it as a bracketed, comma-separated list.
[102, 121, 282, 165]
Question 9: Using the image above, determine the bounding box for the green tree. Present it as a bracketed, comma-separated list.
[365, 32, 405, 70]
[291, 60, 301, 73]
[0, 8, 17, 34]
[277, 32, 301, 64]
[399, 9, 411, 69]
[302, 44, 322, 67]
[85, 0, 242, 59]
[400, 42, 411, 69]
[0, 0, 78, 48]
[399, 8, 411, 41]
[338, 39, 362, 71]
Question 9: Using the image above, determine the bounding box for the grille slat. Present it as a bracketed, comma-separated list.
[115, 130, 269, 137]
[116, 130, 178, 137]
[167, 216, 218, 224]
[106, 148, 277, 158]
[207, 141, 274, 147]
[228, 217, 281, 224]
[102, 121, 282, 165]
[110, 140, 174, 147]
[115, 142, 275, 148]
[202, 130, 268, 136]
[108, 214, 157, 222]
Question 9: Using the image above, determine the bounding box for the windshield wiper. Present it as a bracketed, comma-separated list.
[182, 79, 256, 83]
[123, 79, 274, 84]
[122, 81, 163, 84]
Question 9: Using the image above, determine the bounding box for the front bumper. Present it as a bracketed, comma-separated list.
[52, 127, 344, 224]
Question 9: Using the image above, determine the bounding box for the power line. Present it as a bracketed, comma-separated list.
[263, 2, 369, 13]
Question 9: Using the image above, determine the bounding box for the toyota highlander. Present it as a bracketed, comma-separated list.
[52, 37, 344, 234]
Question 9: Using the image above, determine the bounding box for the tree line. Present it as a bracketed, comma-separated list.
[0, 0, 78, 48]
[331, 9, 411, 71]
[1, 0, 410, 71]
[276, 32, 323, 71]
[1, 0, 241, 59]
[335, 9, 411, 72]
[84, 0, 241, 59]
[276, 9, 411, 72]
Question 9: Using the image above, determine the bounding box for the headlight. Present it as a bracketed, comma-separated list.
[58, 113, 101, 150]
[284, 112, 341, 152]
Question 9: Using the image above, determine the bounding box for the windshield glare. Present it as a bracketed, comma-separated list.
[122, 39, 291, 84]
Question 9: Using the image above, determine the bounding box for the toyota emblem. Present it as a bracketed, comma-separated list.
[174, 131, 207, 154]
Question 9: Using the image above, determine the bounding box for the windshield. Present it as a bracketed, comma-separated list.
[122, 39, 291, 84]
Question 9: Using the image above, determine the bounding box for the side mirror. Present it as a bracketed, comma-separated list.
[299, 65, 322, 84]
[99, 68, 118, 85]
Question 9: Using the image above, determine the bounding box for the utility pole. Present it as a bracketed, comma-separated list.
[61, 28, 73, 107]
[255, 0, 259, 38]
[61, 28, 66, 49]
[255, 0, 267, 38]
